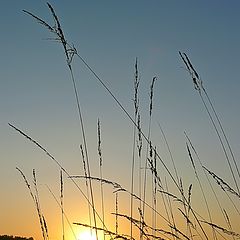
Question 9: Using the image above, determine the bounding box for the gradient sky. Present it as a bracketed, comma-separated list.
[1, 1, 240, 239]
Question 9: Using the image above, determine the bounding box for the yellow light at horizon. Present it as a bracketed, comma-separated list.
[77, 230, 98, 240]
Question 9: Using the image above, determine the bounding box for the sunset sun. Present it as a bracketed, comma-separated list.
[77, 230, 98, 240]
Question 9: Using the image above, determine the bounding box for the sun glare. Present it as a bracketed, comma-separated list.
[77, 230, 98, 240]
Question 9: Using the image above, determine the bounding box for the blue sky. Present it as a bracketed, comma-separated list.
[1, 1, 240, 239]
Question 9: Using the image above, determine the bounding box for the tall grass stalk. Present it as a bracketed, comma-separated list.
[184, 132, 237, 230]
[46, 185, 77, 240]
[202, 85, 240, 186]
[157, 123, 181, 238]
[10, 123, 113, 239]
[115, 192, 119, 235]
[60, 170, 65, 240]
[157, 122, 180, 185]
[79, 144, 93, 233]
[152, 146, 157, 239]
[137, 113, 143, 201]
[223, 209, 236, 240]
[178, 179, 192, 239]
[200, 221, 240, 239]
[97, 119, 105, 240]
[186, 143, 217, 240]
[203, 166, 240, 200]
[179, 51, 240, 195]
[130, 58, 140, 239]
[164, 178, 178, 239]
[142, 77, 156, 237]
[16, 168, 48, 240]
[187, 184, 193, 239]
[23, 4, 99, 238]
[32, 169, 48, 240]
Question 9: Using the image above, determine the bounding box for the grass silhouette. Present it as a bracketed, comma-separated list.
[10, 3, 240, 240]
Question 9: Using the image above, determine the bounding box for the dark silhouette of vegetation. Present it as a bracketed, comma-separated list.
[0, 235, 33, 240]
[9, 3, 240, 240]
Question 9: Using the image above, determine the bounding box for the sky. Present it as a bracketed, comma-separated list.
[1, 1, 240, 239]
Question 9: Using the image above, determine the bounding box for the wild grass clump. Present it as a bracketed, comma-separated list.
[11, 3, 240, 240]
